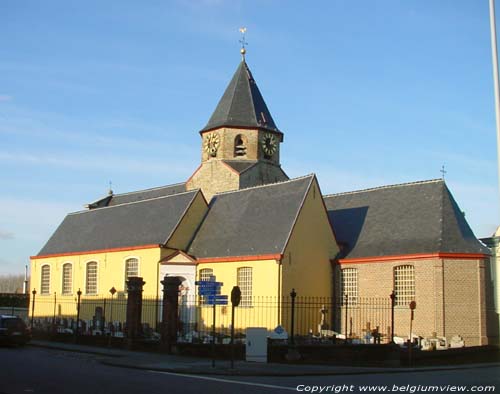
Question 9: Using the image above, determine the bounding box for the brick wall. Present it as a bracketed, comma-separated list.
[199, 127, 281, 165]
[336, 257, 489, 346]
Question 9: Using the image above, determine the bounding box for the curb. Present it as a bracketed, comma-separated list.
[29, 341, 500, 377]
[99, 359, 500, 377]
[28, 341, 123, 358]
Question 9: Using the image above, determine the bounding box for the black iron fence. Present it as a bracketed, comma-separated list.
[21, 292, 394, 344]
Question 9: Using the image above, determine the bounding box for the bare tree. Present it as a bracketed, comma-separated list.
[0, 274, 25, 293]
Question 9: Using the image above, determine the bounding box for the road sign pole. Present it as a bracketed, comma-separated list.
[212, 302, 216, 368]
[230, 302, 235, 369]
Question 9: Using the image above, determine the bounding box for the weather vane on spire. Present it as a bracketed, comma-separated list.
[239, 27, 248, 60]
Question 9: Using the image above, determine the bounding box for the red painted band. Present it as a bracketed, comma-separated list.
[31, 244, 160, 260]
[338, 252, 488, 264]
[197, 254, 282, 264]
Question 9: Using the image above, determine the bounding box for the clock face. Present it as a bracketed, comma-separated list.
[203, 132, 220, 157]
[261, 133, 277, 157]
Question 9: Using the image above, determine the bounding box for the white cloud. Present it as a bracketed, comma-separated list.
[0, 94, 12, 102]
[0, 230, 14, 240]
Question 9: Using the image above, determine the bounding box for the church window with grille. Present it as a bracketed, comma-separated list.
[86, 261, 98, 295]
[62, 263, 72, 295]
[41, 265, 50, 295]
[341, 268, 358, 305]
[199, 268, 213, 282]
[124, 258, 139, 291]
[394, 265, 415, 306]
[237, 267, 252, 307]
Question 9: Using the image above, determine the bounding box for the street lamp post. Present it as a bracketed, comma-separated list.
[30, 289, 36, 330]
[75, 289, 82, 342]
[108, 287, 116, 347]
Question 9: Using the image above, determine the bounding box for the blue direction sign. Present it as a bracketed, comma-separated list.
[195, 276, 227, 305]
[206, 295, 228, 305]
[198, 287, 221, 296]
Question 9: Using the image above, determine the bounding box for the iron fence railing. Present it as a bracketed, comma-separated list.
[14, 292, 397, 344]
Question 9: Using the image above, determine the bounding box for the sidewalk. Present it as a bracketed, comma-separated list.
[29, 340, 500, 376]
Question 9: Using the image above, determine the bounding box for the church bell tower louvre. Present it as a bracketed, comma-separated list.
[186, 53, 289, 200]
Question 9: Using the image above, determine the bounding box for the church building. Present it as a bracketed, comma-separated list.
[30, 52, 494, 346]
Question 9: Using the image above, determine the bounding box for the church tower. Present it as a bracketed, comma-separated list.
[186, 57, 289, 200]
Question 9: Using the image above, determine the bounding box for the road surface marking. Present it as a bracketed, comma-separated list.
[148, 370, 295, 391]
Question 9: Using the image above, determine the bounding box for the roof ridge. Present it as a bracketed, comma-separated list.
[438, 181, 446, 250]
[280, 175, 315, 254]
[69, 189, 199, 216]
[243, 61, 258, 125]
[213, 174, 316, 197]
[323, 179, 444, 198]
[111, 182, 185, 197]
[226, 61, 245, 124]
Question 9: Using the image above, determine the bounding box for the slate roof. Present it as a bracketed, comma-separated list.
[188, 175, 314, 258]
[323, 179, 490, 259]
[87, 183, 186, 209]
[222, 160, 258, 173]
[200, 61, 281, 134]
[108, 183, 186, 206]
[38, 190, 199, 256]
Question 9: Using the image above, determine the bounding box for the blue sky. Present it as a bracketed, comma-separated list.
[1, 0, 499, 275]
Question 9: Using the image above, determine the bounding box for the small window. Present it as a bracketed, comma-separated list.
[124, 258, 139, 291]
[86, 262, 98, 295]
[237, 267, 252, 307]
[41, 265, 50, 295]
[341, 268, 358, 305]
[199, 268, 213, 282]
[394, 265, 415, 307]
[62, 263, 72, 295]
[234, 134, 247, 157]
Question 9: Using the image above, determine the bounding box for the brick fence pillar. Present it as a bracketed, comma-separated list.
[161, 276, 182, 353]
[126, 277, 145, 347]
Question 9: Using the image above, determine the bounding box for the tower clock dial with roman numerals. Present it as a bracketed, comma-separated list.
[203, 132, 220, 157]
[261, 133, 277, 157]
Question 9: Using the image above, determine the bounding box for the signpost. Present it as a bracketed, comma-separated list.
[408, 300, 416, 366]
[195, 276, 227, 368]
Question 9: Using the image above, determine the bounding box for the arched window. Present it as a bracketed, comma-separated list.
[234, 134, 247, 157]
[341, 268, 358, 305]
[62, 263, 72, 295]
[237, 267, 252, 307]
[199, 268, 213, 282]
[124, 258, 139, 291]
[40, 265, 50, 295]
[86, 261, 98, 295]
[394, 265, 415, 306]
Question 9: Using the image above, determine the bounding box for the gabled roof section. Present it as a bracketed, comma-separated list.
[87, 183, 186, 209]
[200, 61, 281, 134]
[188, 175, 314, 259]
[324, 179, 490, 259]
[37, 190, 199, 257]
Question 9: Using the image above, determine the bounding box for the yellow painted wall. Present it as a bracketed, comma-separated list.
[196, 259, 281, 331]
[281, 177, 338, 299]
[30, 247, 162, 318]
[166, 191, 208, 250]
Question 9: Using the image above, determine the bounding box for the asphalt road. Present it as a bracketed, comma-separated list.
[0, 346, 499, 394]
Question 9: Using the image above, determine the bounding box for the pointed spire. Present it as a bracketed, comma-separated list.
[200, 60, 281, 135]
